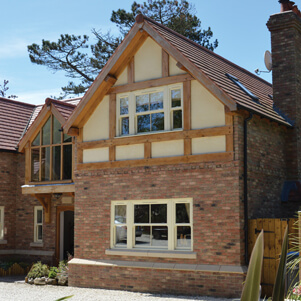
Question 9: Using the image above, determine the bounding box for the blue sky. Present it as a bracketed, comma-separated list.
[0, 0, 282, 105]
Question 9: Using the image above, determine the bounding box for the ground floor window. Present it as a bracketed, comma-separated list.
[34, 206, 43, 243]
[111, 198, 192, 251]
[0, 207, 4, 240]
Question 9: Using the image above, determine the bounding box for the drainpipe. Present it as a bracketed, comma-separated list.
[244, 112, 253, 265]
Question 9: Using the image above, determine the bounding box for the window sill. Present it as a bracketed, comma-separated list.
[30, 242, 43, 247]
[0, 240, 7, 245]
[105, 249, 196, 259]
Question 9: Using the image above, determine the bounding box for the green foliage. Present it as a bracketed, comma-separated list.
[27, 261, 49, 279]
[241, 229, 264, 301]
[28, 0, 218, 97]
[272, 226, 288, 301]
[54, 296, 73, 301]
[48, 267, 58, 279]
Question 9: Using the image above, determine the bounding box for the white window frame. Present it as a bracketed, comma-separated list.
[116, 84, 183, 137]
[110, 198, 193, 251]
[34, 206, 43, 243]
[0, 207, 4, 240]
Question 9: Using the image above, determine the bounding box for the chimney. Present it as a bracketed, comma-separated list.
[267, 3, 301, 180]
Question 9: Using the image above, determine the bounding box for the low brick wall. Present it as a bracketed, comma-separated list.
[69, 259, 245, 298]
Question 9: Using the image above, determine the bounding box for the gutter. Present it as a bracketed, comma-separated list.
[244, 112, 253, 265]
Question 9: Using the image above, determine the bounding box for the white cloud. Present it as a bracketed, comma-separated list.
[0, 39, 29, 58]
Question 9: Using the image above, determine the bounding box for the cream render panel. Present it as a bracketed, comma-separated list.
[134, 37, 162, 82]
[152, 139, 184, 158]
[115, 66, 128, 86]
[83, 95, 109, 141]
[191, 80, 225, 129]
[116, 144, 144, 161]
[169, 56, 187, 76]
[83, 148, 109, 163]
[192, 136, 226, 155]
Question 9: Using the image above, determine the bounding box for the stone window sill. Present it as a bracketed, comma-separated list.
[105, 249, 197, 259]
[0, 240, 7, 245]
[30, 242, 43, 248]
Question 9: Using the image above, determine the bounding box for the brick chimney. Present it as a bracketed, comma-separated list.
[267, 4, 301, 180]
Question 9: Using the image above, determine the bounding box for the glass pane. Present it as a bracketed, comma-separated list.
[31, 148, 40, 182]
[41, 147, 50, 181]
[150, 92, 163, 110]
[121, 117, 129, 135]
[52, 116, 61, 144]
[63, 133, 72, 143]
[52, 146, 61, 181]
[151, 204, 167, 223]
[115, 205, 126, 224]
[151, 113, 164, 131]
[115, 225, 127, 246]
[136, 94, 149, 112]
[152, 226, 168, 247]
[32, 132, 40, 146]
[42, 117, 51, 145]
[120, 97, 129, 115]
[173, 110, 182, 129]
[176, 203, 190, 223]
[37, 225, 43, 240]
[134, 205, 149, 223]
[37, 210, 43, 223]
[171, 89, 181, 107]
[63, 145, 72, 180]
[176, 226, 191, 249]
[137, 114, 150, 133]
[135, 226, 150, 247]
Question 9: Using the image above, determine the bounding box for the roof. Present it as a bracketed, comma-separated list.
[18, 98, 81, 152]
[64, 14, 291, 131]
[0, 97, 36, 151]
[0, 97, 81, 152]
[143, 16, 291, 126]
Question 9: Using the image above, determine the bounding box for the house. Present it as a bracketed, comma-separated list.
[1, 1, 301, 298]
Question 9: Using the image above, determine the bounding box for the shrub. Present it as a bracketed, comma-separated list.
[48, 267, 58, 279]
[27, 262, 49, 279]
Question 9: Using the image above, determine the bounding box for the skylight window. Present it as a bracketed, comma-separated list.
[226, 73, 259, 101]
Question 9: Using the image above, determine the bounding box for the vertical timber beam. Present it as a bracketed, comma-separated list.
[33, 194, 52, 224]
[128, 57, 135, 84]
[183, 80, 191, 155]
[225, 110, 234, 154]
[77, 128, 83, 164]
[109, 93, 117, 162]
[144, 142, 151, 159]
[162, 49, 169, 77]
[25, 142, 31, 184]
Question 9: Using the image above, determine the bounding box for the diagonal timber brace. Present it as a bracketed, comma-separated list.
[32, 194, 52, 224]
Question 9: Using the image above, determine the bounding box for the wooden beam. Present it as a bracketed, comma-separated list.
[25, 142, 31, 184]
[23, 183, 75, 194]
[77, 128, 83, 164]
[51, 104, 66, 126]
[105, 74, 117, 85]
[127, 57, 135, 84]
[142, 22, 237, 111]
[183, 80, 191, 131]
[77, 126, 233, 150]
[162, 49, 169, 77]
[33, 194, 51, 224]
[67, 127, 79, 137]
[109, 73, 194, 94]
[184, 138, 192, 156]
[109, 94, 116, 139]
[77, 152, 233, 171]
[109, 146, 116, 162]
[225, 112, 234, 152]
[176, 61, 188, 73]
[144, 142, 151, 159]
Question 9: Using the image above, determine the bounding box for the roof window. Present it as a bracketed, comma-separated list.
[226, 73, 259, 101]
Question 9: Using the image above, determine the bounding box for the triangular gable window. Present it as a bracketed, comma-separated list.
[31, 115, 72, 182]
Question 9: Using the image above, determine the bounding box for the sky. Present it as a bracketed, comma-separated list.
[0, 0, 284, 105]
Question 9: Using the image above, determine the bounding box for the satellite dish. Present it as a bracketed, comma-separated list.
[264, 50, 272, 71]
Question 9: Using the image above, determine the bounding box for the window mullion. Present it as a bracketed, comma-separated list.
[164, 87, 170, 131]
[167, 200, 173, 250]
[129, 94, 135, 135]
[127, 202, 133, 248]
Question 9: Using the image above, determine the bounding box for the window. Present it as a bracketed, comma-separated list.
[117, 84, 183, 136]
[34, 206, 43, 243]
[111, 198, 192, 251]
[31, 114, 73, 182]
[0, 207, 4, 240]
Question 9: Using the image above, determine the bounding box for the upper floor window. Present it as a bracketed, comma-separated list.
[117, 84, 183, 136]
[31, 115, 72, 182]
